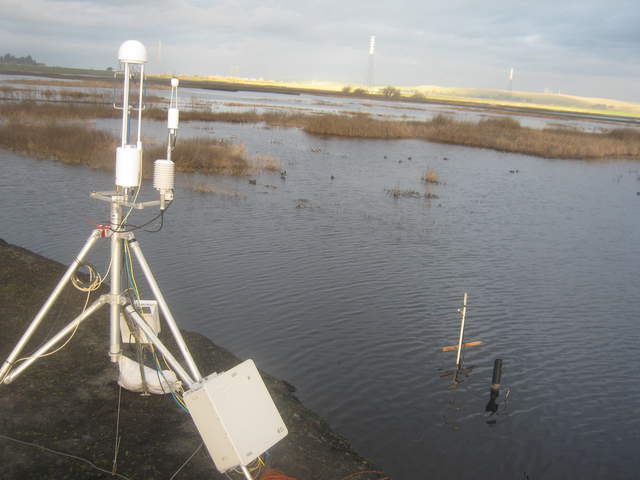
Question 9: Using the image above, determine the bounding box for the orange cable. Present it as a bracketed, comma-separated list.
[259, 467, 388, 480]
[259, 469, 297, 480]
[336, 470, 388, 480]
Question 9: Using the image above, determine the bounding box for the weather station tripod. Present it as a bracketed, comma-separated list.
[0, 41, 287, 480]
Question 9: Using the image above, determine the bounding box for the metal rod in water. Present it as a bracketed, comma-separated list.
[455, 292, 468, 369]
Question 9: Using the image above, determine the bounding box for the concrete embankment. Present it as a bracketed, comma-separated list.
[0, 239, 382, 480]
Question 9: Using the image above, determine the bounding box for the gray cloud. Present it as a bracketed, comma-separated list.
[2, 0, 640, 100]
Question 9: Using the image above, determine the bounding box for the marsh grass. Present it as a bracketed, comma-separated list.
[0, 118, 281, 177]
[1, 101, 118, 120]
[145, 138, 282, 176]
[385, 185, 438, 199]
[299, 113, 640, 159]
[0, 119, 115, 168]
[423, 168, 439, 184]
[4, 99, 640, 160]
[188, 182, 245, 198]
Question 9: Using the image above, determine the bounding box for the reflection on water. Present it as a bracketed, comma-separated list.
[2, 119, 640, 480]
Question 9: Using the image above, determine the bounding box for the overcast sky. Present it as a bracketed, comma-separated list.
[2, 0, 640, 101]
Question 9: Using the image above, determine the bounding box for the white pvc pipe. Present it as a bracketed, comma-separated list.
[455, 292, 468, 369]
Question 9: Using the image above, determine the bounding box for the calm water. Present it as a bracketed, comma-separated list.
[2, 119, 640, 479]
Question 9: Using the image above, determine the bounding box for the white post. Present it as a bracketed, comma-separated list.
[455, 292, 468, 370]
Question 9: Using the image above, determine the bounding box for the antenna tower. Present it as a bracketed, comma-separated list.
[366, 35, 376, 88]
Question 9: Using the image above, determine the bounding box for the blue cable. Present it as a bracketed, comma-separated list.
[124, 245, 188, 414]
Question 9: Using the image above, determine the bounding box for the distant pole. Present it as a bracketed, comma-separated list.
[455, 292, 468, 370]
[509, 67, 514, 91]
[367, 35, 376, 88]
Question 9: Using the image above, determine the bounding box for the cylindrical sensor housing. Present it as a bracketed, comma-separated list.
[168, 108, 179, 130]
[116, 146, 142, 187]
[153, 159, 175, 191]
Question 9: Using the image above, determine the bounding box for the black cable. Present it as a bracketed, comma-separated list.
[0, 434, 133, 480]
[143, 208, 165, 233]
[107, 200, 173, 233]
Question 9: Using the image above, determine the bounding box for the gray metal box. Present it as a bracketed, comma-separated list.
[120, 300, 160, 343]
[183, 359, 288, 472]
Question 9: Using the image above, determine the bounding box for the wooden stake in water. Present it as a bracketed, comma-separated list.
[455, 292, 468, 370]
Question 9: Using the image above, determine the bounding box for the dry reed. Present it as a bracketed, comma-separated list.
[0, 101, 118, 120]
[0, 118, 281, 177]
[188, 182, 245, 198]
[145, 138, 282, 176]
[0, 119, 115, 169]
[300, 114, 640, 160]
[4, 98, 640, 160]
[423, 168, 439, 184]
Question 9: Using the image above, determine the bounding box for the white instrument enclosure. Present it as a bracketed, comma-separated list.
[184, 359, 288, 472]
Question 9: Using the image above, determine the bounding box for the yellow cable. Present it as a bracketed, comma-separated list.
[12, 288, 92, 367]
[124, 241, 141, 303]
[149, 343, 187, 406]
[10, 256, 114, 372]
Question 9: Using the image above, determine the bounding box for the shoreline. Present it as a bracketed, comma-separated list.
[0, 239, 384, 479]
[2, 66, 640, 128]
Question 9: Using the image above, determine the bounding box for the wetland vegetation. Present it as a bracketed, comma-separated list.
[0, 118, 281, 177]
[3, 80, 640, 165]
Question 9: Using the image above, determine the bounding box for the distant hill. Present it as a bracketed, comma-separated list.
[0, 54, 43, 66]
[408, 85, 640, 117]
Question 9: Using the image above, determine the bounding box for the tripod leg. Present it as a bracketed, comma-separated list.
[127, 239, 203, 381]
[0, 229, 102, 381]
[123, 304, 194, 388]
[3, 295, 108, 384]
[240, 464, 255, 480]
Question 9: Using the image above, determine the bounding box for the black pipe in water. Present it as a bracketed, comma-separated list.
[491, 358, 503, 392]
